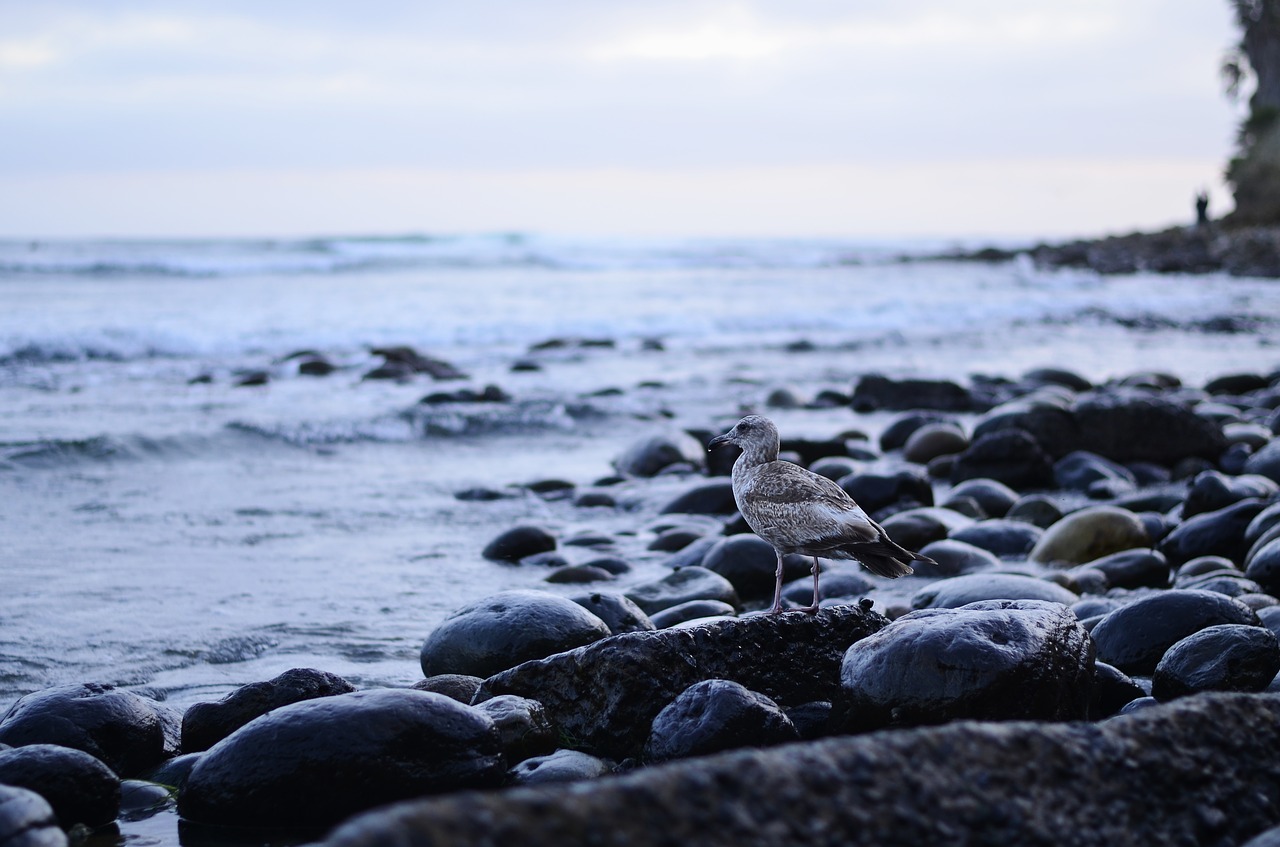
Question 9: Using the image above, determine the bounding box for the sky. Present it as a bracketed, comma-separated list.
[0, 1, 1247, 240]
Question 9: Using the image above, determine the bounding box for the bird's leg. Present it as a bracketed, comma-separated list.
[769, 551, 786, 613]
[805, 555, 822, 614]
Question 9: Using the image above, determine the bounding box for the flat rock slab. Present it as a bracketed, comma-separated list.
[326, 693, 1280, 847]
[474, 606, 886, 760]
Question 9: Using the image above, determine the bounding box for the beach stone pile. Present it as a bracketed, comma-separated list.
[6, 365, 1280, 844]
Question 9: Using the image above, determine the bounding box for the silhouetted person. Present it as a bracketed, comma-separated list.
[1195, 190, 1210, 226]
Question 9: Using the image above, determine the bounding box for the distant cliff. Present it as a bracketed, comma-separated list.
[1225, 0, 1280, 225]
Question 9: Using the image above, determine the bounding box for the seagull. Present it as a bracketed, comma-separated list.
[708, 415, 932, 613]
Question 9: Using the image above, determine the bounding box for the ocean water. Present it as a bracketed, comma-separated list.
[3, 233, 1280, 718]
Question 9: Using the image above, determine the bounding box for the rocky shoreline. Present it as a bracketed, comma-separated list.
[5, 365, 1280, 845]
[942, 224, 1280, 278]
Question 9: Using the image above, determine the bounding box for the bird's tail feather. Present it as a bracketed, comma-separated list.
[854, 542, 935, 579]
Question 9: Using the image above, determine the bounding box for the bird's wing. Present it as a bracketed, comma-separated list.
[739, 462, 878, 549]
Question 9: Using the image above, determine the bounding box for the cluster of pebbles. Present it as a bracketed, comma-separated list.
[5, 365, 1280, 845]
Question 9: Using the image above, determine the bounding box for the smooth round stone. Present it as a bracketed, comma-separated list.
[569, 592, 656, 635]
[1059, 566, 1109, 596]
[1029, 506, 1150, 566]
[1091, 662, 1146, 719]
[700, 535, 787, 602]
[838, 469, 934, 513]
[948, 478, 1019, 518]
[949, 519, 1044, 559]
[1078, 548, 1170, 590]
[658, 480, 738, 515]
[650, 600, 738, 628]
[420, 590, 611, 678]
[614, 432, 706, 478]
[910, 573, 1078, 610]
[1053, 451, 1137, 493]
[473, 695, 555, 764]
[914, 539, 1000, 577]
[1072, 598, 1125, 619]
[0, 744, 120, 828]
[939, 495, 986, 519]
[1005, 494, 1065, 529]
[0, 683, 180, 778]
[624, 567, 740, 615]
[879, 413, 947, 452]
[1116, 696, 1160, 716]
[1245, 440, 1280, 483]
[781, 568, 874, 604]
[0, 785, 65, 847]
[1246, 503, 1280, 548]
[1179, 573, 1266, 598]
[545, 565, 615, 584]
[903, 422, 969, 464]
[1246, 539, 1280, 594]
[642, 680, 798, 763]
[573, 490, 617, 508]
[1260, 605, 1280, 638]
[178, 690, 505, 828]
[808, 456, 862, 482]
[119, 779, 174, 820]
[1090, 589, 1262, 675]
[579, 557, 631, 576]
[648, 528, 706, 552]
[1152, 624, 1280, 700]
[949, 429, 1055, 489]
[1237, 593, 1280, 611]
[481, 526, 557, 562]
[182, 668, 356, 753]
[1183, 470, 1278, 518]
[142, 752, 201, 793]
[841, 600, 1094, 727]
[1179, 555, 1240, 578]
[1024, 367, 1092, 392]
[412, 674, 484, 704]
[663, 536, 718, 570]
[878, 508, 974, 553]
[1160, 499, 1269, 567]
[508, 749, 612, 786]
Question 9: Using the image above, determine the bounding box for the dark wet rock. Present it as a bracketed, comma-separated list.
[1090, 661, 1145, 719]
[1225, 421, 1275, 449]
[325, 692, 1280, 847]
[950, 429, 1054, 489]
[1184, 470, 1278, 518]
[0, 684, 180, 778]
[119, 778, 173, 821]
[938, 494, 985, 518]
[1159, 498, 1269, 567]
[782, 701, 834, 740]
[663, 536, 718, 570]
[420, 385, 512, 404]
[563, 530, 614, 549]
[525, 478, 575, 497]
[781, 567, 874, 604]
[1024, 367, 1092, 392]
[1246, 440, 1280, 483]
[520, 552, 570, 568]
[453, 486, 517, 502]
[1029, 506, 1151, 566]
[614, 432, 705, 478]
[624, 567, 740, 615]
[1073, 393, 1227, 464]
[510, 358, 542, 372]
[0, 785, 65, 847]
[420, 590, 611, 679]
[852, 375, 973, 413]
[1152, 624, 1280, 700]
[841, 600, 1093, 728]
[658, 480, 737, 515]
[971, 402, 1078, 460]
[545, 565, 615, 584]
[370, 345, 467, 380]
[1179, 573, 1266, 597]
[838, 469, 933, 514]
[948, 519, 1043, 558]
[777, 437, 851, 466]
[1247, 539, 1280, 594]
[1059, 566, 1109, 597]
[642, 680, 798, 763]
[948, 478, 1019, 518]
[233, 370, 269, 387]
[1073, 597, 1126, 618]
[569, 592, 655, 635]
[412, 674, 484, 704]
[877, 507, 973, 553]
[650, 600, 738, 628]
[902, 423, 968, 464]
[473, 695, 555, 764]
[809, 455, 864, 482]
[1205, 372, 1272, 395]
[362, 361, 415, 381]
[701, 535, 800, 603]
[1078, 548, 1169, 590]
[0, 744, 119, 828]
[1245, 825, 1280, 847]
[474, 606, 885, 760]
[914, 539, 1000, 577]
[181, 668, 355, 754]
[910, 573, 1077, 610]
[481, 525, 557, 562]
[296, 357, 337, 376]
[1005, 493, 1066, 528]
[1090, 589, 1261, 675]
[142, 752, 200, 792]
[1053, 451, 1136, 493]
[879, 413, 947, 452]
[508, 749, 612, 786]
[1176, 553, 1240, 577]
[178, 689, 504, 828]
[647, 527, 705, 552]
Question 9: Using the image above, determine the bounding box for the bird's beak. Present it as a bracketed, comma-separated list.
[707, 432, 732, 451]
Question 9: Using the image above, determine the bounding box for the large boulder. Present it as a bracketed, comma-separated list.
[0, 745, 119, 829]
[1152, 624, 1280, 701]
[851, 375, 974, 412]
[420, 590, 611, 679]
[473, 606, 885, 760]
[841, 600, 1094, 727]
[181, 668, 355, 753]
[178, 689, 505, 828]
[1071, 393, 1227, 464]
[0, 684, 180, 778]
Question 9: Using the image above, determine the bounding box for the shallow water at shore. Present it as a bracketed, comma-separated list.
[3, 236, 1280, 716]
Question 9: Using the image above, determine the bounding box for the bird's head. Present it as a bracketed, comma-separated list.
[708, 415, 779, 454]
